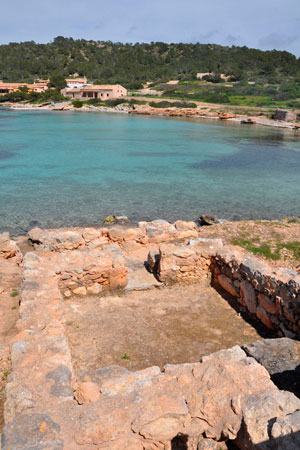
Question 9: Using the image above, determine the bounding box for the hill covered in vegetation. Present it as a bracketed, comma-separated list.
[0, 36, 299, 89]
[1, 37, 300, 108]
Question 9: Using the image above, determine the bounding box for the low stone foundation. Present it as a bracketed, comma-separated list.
[58, 245, 128, 295]
[1, 220, 300, 449]
[28, 219, 198, 252]
[211, 247, 300, 338]
[147, 237, 300, 339]
[150, 238, 222, 284]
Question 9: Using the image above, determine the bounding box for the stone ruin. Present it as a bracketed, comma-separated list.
[1, 219, 300, 449]
[273, 109, 298, 123]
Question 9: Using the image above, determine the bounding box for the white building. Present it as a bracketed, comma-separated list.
[65, 77, 88, 88]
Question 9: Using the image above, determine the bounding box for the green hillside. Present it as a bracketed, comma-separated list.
[1, 37, 300, 108]
[0, 36, 299, 88]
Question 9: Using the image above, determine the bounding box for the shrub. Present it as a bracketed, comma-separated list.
[105, 98, 127, 107]
[128, 99, 147, 106]
[202, 73, 223, 83]
[149, 100, 197, 108]
[87, 98, 105, 106]
[72, 100, 83, 108]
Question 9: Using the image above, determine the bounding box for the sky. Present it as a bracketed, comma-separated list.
[1, 0, 300, 57]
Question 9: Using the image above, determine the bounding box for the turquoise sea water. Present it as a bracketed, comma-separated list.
[0, 109, 300, 235]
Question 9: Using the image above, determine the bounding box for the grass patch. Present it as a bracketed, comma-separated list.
[232, 237, 300, 262]
[121, 354, 130, 360]
[2, 370, 10, 381]
[232, 238, 280, 260]
[281, 242, 300, 261]
[11, 306, 17, 310]
[254, 220, 287, 227]
[10, 291, 19, 297]
[66, 321, 73, 326]
[228, 95, 271, 107]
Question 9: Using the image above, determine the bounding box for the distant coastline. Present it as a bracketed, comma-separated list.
[1, 101, 300, 131]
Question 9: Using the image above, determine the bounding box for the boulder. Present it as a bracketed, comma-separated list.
[243, 338, 300, 397]
[147, 250, 160, 273]
[271, 410, 300, 449]
[236, 390, 300, 449]
[198, 215, 220, 226]
[0, 232, 22, 263]
[197, 439, 222, 449]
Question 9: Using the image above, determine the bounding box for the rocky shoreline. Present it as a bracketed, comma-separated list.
[2, 100, 300, 130]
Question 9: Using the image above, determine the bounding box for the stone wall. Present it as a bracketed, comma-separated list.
[58, 245, 127, 295]
[148, 238, 222, 284]
[28, 220, 198, 252]
[273, 109, 298, 122]
[20, 221, 300, 336]
[211, 247, 300, 338]
[146, 237, 300, 338]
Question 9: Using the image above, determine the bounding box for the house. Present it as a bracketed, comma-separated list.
[62, 84, 127, 100]
[31, 80, 50, 92]
[0, 83, 28, 94]
[0, 80, 49, 95]
[65, 77, 88, 88]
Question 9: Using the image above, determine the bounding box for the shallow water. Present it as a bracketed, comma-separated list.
[0, 109, 299, 235]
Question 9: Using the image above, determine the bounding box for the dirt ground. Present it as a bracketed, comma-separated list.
[64, 279, 271, 373]
[0, 259, 22, 432]
[199, 220, 300, 270]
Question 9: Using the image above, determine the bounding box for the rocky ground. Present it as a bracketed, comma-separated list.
[0, 259, 22, 433]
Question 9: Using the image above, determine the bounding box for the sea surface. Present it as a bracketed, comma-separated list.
[0, 108, 300, 235]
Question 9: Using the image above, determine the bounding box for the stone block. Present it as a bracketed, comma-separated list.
[76, 381, 101, 404]
[101, 366, 160, 397]
[240, 280, 256, 313]
[258, 293, 280, 315]
[73, 286, 87, 296]
[217, 274, 239, 297]
[1, 413, 63, 450]
[256, 306, 274, 329]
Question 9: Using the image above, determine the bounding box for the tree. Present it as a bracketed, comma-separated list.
[48, 74, 67, 90]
